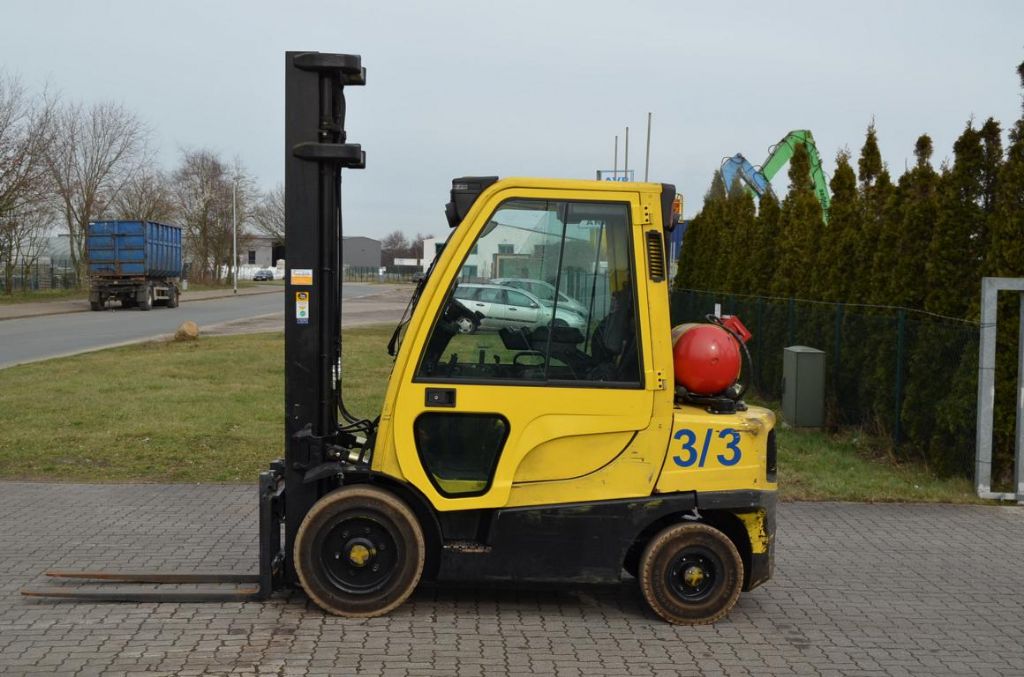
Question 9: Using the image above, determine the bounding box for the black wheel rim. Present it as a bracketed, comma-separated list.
[316, 510, 401, 595]
[666, 545, 722, 602]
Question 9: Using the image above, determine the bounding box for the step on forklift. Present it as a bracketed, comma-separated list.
[23, 51, 777, 625]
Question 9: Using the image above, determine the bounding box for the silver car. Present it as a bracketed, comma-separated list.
[492, 277, 589, 317]
[452, 283, 586, 333]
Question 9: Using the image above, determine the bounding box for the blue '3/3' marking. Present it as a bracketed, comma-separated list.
[672, 428, 743, 468]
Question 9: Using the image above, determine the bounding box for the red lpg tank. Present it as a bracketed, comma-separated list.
[671, 320, 745, 396]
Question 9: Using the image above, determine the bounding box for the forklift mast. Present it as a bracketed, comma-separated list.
[20, 51, 371, 603]
[283, 51, 367, 585]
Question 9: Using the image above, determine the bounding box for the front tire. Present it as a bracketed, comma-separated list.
[638, 522, 743, 625]
[294, 485, 425, 618]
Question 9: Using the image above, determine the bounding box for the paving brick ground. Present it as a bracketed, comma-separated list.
[1, 482, 1022, 676]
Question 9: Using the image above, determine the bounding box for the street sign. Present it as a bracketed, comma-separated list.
[595, 170, 635, 182]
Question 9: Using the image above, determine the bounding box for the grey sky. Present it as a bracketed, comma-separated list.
[3, 0, 1022, 239]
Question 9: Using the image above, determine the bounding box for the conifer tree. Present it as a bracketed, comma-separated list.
[852, 123, 893, 303]
[987, 63, 1024, 279]
[674, 213, 701, 289]
[700, 171, 729, 290]
[924, 123, 985, 318]
[890, 135, 940, 309]
[817, 152, 859, 302]
[771, 143, 822, 297]
[722, 180, 757, 294]
[749, 191, 780, 293]
[675, 171, 728, 290]
[868, 171, 908, 304]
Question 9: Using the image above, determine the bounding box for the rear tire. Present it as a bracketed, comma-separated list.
[638, 522, 743, 625]
[137, 287, 153, 311]
[166, 287, 179, 309]
[294, 485, 425, 618]
[89, 300, 102, 311]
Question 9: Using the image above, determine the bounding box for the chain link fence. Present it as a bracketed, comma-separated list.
[671, 289, 981, 476]
[0, 258, 80, 293]
[342, 267, 422, 283]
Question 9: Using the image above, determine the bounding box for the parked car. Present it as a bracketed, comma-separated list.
[253, 269, 275, 281]
[452, 283, 586, 334]
[492, 277, 589, 317]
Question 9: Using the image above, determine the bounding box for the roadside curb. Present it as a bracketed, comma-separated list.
[0, 287, 282, 322]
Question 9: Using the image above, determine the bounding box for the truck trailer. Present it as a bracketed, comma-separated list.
[86, 220, 182, 311]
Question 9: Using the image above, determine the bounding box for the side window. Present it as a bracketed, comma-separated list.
[416, 198, 641, 386]
[477, 287, 505, 304]
[505, 290, 534, 308]
[414, 413, 508, 496]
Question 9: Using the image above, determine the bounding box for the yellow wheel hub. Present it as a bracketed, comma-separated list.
[683, 565, 705, 588]
[348, 543, 374, 567]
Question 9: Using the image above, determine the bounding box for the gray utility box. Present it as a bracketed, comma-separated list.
[782, 346, 825, 427]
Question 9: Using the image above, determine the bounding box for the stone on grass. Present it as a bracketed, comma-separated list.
[174, 320, 200, 341]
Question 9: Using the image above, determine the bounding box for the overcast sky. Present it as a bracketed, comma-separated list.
[3, 1, 1022, 239]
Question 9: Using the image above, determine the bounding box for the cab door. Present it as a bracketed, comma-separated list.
[501, 288, 543, 327]
[388, 186, 661, 511]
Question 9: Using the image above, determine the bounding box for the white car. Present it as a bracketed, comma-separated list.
[492, 278, 589, 317]
[452, 283, 586, 333]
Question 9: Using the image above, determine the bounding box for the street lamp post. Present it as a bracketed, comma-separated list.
[232, 180, 238, 294]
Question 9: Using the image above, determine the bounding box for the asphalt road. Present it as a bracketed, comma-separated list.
[0, 284, 382, 369]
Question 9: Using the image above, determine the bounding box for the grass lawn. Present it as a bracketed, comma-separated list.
[0, 288, 88, 305]
[0, 325, 982, 502]
[0, 327, 392, 483]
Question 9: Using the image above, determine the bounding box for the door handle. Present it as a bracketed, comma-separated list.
[425, 388, 456, 407]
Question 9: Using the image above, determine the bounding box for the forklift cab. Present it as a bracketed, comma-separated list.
[378, 178, 676, 512]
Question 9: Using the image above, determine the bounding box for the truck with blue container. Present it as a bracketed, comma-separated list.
[86, 220, 182, 311]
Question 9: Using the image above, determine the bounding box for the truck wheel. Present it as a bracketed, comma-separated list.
[294, 485, 425, 618]
[638, 522, 743, 625]
[138, 288, 153, 311]
[90, 300, 102, 311]
[166, 287, 179, 308]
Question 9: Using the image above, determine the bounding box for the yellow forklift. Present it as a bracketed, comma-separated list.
[24, 51, 776, 625]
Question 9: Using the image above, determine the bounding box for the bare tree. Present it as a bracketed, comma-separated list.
[46, 100, 147, 282]
[112, 168, 175, 222]
[251, 183, 284, 242]
[0, 74, 54, 292]
[410, 232, 431, 260]
[380, 229, 410, 266]
[0, 202, 51, 293]
[171, 149, 254, 282]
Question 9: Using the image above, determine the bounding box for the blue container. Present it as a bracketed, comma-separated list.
[86, 221, 182, 278]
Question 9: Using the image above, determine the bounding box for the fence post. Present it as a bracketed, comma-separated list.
[834, 302, 844, 409]
[787, 297, 796, 345]
[894, 308, 906, 445]
[756, 297, 765, 392]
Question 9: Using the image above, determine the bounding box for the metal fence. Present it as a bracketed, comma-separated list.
[671, 288, 981, 476]
[342, 267, 422, 283]
[0, 258, 80, 293]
